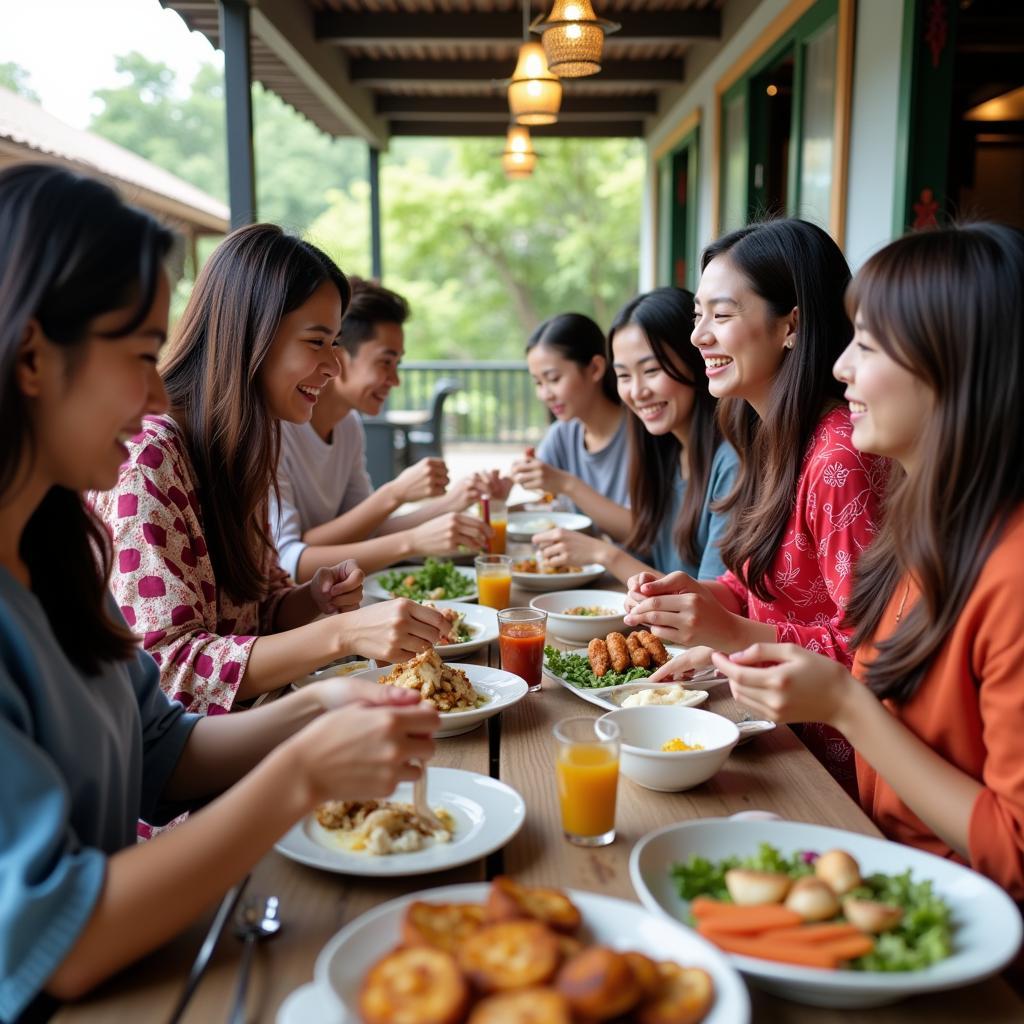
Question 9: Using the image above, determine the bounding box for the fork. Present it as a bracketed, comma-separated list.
[411, 761, 447, 832]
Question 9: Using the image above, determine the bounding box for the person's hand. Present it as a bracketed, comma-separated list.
[338, 598, 448, 662]
[510, 455, 567, 496]
[289, 701, 440, 805]
[311, 677, 424, 711]
[710, 643, 855, 726]
[624, 571, 663, 612]
[532, 528, 605, 569]
[409, 512, 491, 556]
[471, 469, 513, 502]
[310, 559, 364, 615]
[623, 571, 745, 649]
[442, 473, 489, 513]
[393, 458, 449, 503]
[648, 646, 716, 682]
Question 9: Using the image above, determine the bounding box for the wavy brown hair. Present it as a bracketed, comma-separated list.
[0, 164, 173, 672]
[845, 224, 1024, 704]
[161, 225, 349, 604]
[702, 220, 852, 600]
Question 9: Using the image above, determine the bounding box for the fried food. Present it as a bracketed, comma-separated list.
[359, 946, 470, 1024]
[378, 648, 479, 711]
[637, 630, 670, 666]
[402, 901, 487, 954]
[485, 876, 582, 934]
[624, 951, 661, 996]
[626, 631, 652, 669]
[555, 946, 642, 1020]
[605, 632, 630, 673]
[511, 559, 583, 575]
[634, 963, 715, 1024]
[457, 921, 561, 993]
[587, 637, 610, 677]
[467, 988, 572, 1024]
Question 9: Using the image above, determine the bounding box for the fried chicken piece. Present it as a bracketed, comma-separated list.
[359, 946, 470, 1024]
[556, 947, 642, 1020]
[468, 988, 572, 1024]
[402, 902, 486, 954]
[485, 876, 582, 934]
[457, 921, 561, 993]
[634, 964, 715, 1024]
[377, 649, 477, 711]
[587, 638, 610, 677]
[626, 631, 652, 668]
[637, 630, 670, 666]
[605, 632, 630, 673]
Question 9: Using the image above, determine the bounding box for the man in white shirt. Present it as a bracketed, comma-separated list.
[271, 278, 491, 581]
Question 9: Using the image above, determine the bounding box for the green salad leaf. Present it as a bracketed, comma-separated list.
[377, 558, 473, 600]
[543, 645, 651, 689]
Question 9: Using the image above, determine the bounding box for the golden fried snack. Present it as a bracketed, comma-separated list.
[467, 988, 572, 1024]
[485, 876, 583, 934]
[605, 632, 630, 673]
[457, 921, 561, 993]
[637, 630, 670, 666]
[635, 963, 715, 1024]
[587, 638, 610, 677]
[626, 632, 652, 669]
[401, 901, 486, 954]
[557, 934, 584, 963]
[555, 946, 642, 1020]
[359, 946, 469, 1024]
[624, 951, 660, 996]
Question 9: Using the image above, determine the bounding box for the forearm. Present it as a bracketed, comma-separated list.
[272, 581, 320, 631]
[704, 580, 743, 614]
[375, 492, 460, 535]
[47, 745, 310, 1002]
[603, 545, 659, 584]
[561, 477, 632, 542]
[303, 484, 402, 545]
[296, 534, 415, 580]
[240, 618, 342, 698]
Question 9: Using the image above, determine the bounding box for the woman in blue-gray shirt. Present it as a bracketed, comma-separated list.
[0, 164, 438, 1024]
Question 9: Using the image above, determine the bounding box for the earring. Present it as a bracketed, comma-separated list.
[784, 339, 795, 350]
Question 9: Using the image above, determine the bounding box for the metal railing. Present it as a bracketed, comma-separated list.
[391, 360, 549, 445]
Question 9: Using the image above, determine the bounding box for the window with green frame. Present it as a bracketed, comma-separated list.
[657, 125, 699, 290]
[718, 0, 840, 233]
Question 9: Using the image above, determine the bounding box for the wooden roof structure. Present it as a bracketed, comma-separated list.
[161, 0, 722, 146]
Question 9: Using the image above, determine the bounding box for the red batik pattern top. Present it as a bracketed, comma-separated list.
[92, 414, 293, 715]
[718, 406, 890, 796]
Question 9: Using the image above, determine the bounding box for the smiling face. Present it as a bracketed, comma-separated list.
[526, 344, 604, 421]
[258, 280, 343, 423]
[691, 254, 795, 415]
[334, 321, 405, 415]
[612, 323, 695, 443]
[833, 312, 933, 471]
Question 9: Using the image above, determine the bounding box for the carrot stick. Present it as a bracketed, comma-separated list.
[696, 905, 804, 934]
[818, 933, 876, 962]
[760, 923, 863, 945]
[690, 897, 736, 919]
[700, 930, 840, 969]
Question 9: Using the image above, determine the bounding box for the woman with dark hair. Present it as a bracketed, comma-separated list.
[630, 221, 888, 792]
[93, 225, 446, 716]
[0, 164, 437, 1022]
[711, 224, 1024, 897]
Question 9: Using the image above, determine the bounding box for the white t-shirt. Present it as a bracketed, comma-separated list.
[270, 412, 373, 580]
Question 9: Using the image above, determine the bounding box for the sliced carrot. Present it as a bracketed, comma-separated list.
[700, 930, 839, 970]
[819, 933, 876, 962]
[759, 923, 863, 945]
[695, 905, 804, 935]
[689, 897, 737, 919]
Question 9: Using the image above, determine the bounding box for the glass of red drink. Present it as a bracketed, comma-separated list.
[498, 607, 547, 692]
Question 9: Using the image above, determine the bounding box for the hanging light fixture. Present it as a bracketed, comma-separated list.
[502, 125, 538, 179]
[508, 42, 562, 125]
[530, 0, 620, 79]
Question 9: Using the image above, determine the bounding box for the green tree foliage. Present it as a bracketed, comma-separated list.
[0, 61, 41, 102]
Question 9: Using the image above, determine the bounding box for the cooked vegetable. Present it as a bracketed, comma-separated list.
[544, 646, 651, 689]
[695, 904, 803, 935]
[698, 931, 843, 969]
[725, 868, 792, 906]
[377, 559, 474, 601]
[759, 923, 864, 945]
[784, 877, 842, 922]
[842, 898, 904, 934]
[814, 849, 862, 896]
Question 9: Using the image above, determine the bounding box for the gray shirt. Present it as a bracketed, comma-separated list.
[536, 415, 631, 512]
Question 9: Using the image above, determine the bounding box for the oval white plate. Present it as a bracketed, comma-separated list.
[292, 658, 377, 691]
[630, 818, 1023, 1008]
[591, 684, 711, 711]
[423, 600, 498, 658]
[506, 510, 592, 538]
[349, 662, 528, 737]
[364, 563, 477, 603]
[276, 768, 525, 877]
[510, 561, 607, 591]
[314, 882, 750, 1023]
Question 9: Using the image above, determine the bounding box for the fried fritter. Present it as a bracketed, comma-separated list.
[634, 963, 715, 1024]
[467, 988, 572, 1024]
[358, 946, 469, 1024]
[626, 632, 652, 669]
[587, 637, 610, 677]
[556, 946, 642, 1020]
[637, 630, 670, 666]
[485, 876, 582, 934]
[457, 921, 561, 993]
[605, 632, 630, 673]
[401, 901, 486, 954]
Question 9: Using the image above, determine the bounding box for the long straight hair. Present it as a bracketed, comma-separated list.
[161, 225, 349, 604]
[846, 224, 1024, 703]
[0, 164, 173, 672]
[610, 287, 721, 563]
[526, 312, 619, 404]
[703, 220, 852, 600]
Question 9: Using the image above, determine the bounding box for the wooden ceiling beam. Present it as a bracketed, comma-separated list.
[388, 119, 645, 137]
[374, 94, 657, 120]
[351, 58, 682, 86]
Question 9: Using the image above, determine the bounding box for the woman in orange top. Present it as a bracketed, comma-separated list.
[711, 223, 1024, 899]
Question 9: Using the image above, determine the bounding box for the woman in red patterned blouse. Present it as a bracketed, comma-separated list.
[624, 220, 889, 794]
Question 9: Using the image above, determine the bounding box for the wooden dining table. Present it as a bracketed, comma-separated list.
[55, 578, 1024, 1024]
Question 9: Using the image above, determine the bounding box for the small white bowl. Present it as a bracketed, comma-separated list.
[507, 510, 592, 540]
[598, 706, 739, 791]
[528, 590, 626, 643]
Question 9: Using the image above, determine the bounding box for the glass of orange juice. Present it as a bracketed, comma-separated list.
[553, 717, 621, 846]
[480, 497, 507, 554]
[474, 554, 512, 610]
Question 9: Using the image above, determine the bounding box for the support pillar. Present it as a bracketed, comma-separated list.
[369, 144, 382, 279]
[219, 0, 256, 229]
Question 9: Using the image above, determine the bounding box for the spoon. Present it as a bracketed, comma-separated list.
[227, 896, 281, 1024]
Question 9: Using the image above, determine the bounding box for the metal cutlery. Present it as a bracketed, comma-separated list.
[227, 895, 281, 1024]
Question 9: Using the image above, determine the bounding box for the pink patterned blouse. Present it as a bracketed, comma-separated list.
[718, 406, 889, 795]
[92, 414, 294, 715]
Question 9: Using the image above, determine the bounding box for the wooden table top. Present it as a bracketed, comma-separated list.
[56, 582, 1024, 1023]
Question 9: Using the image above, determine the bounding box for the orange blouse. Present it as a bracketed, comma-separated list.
[853, 508, 1024, 899]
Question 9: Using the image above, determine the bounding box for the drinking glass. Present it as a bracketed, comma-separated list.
[498, 607, 547, 692]
[474, 554, 512, 610]
[480, 497, 508, 555]
[552, 717, 621, 846]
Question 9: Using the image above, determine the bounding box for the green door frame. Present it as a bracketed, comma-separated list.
[658, 124, 700, 290]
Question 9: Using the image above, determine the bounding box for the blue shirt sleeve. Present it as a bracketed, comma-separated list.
[535, 421, 568, 471]
[696, 443, 740, 580]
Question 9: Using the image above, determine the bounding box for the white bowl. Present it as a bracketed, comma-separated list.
[314, 882, 750, 1024]
[511, 561, 606, 592]
[629, 818, 1023, 1008]
[599, 706, 739, 791]
[528, 589, 627, 643]
[507, 510, 592, 540]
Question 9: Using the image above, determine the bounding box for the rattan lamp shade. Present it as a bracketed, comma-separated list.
[508, 41, 562, 126]
[532, 0, 619, 78]
[502, 125, 538, 178]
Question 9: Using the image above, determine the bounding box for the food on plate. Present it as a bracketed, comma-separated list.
[621, 686, 705, 709]
[422, 602, 474, 646]
[545, 643, 658, 689]
[671, 843, 953, 971]
[636, 630, 670, 666]
[661, 738, 706, 752]
[377, 558, 474, 600]
[515, 517, 556, 534]
[511, 559, 583, 575]
[626, 631, 651, 668]
[587, 637, 611, 677]
[562, 606, 619, 617]
[358, 879, 716, 1024]
[377, 649, 483, 712]
[314, 799, 453, 855]
[606, 631, 630, 673]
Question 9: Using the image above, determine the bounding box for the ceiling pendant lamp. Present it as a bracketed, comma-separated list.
[531, 0, 620, 78]
[508, 41, 562, 126]
[502, 125, 538, 179]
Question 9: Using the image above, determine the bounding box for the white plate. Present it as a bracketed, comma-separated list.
[588, 684, 711, 711]
[511, 561, 607, 591]
[544, 643, 691, 707]
[364, 564, 477, 603]
[314, 883, 750, 1023]
[275, 767, 525, 877]
[630, 818, 1023, 1008]
[292, 658, 377, 690]
[507, 510, 592, 538]
[349, 662, 528, 737]
[424, 601, 498, 658]
[276, 982, 340, 1024]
